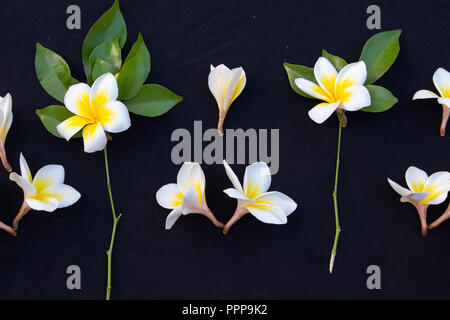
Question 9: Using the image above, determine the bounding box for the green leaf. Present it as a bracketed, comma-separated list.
[125, 84, 182, 117]
[88, 39, 122, 83]
[283, 62, 316, 98]
[361, 85, 398, 112]
[360, 30, 402, 85]
[91, 58, 117, 82]
[35, 105, 82, 138]
[82, 0, 127, 78]
[35, 43, 79, 103]
[117, 33, 151, 100]
[322, 49, 347, 71]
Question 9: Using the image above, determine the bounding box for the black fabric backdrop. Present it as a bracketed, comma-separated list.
[0, 0, 448, 299]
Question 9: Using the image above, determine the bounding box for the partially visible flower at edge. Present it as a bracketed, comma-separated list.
[0, 93, 12, 172]
[413, 67, 450, 136]
[387, 166, 450, 236]
[222, 160, 297, 234]
[9, 153, 81, 230]
[156, 162, 224, 230]
[208, 64, 246, 136]
[57, 73, 131, 153]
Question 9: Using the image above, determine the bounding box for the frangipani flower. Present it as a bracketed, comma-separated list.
[208, 64, 246, 136]
[294, 57, 371, 124]
[57, 73, 131, 153]
[222, 160, 297, 234]
[156, 162, 224, 230]
[0, 93, 12, 172]
[413, 68, 450, 136]
[387, 166, 450, 236]
[9, 153, 81, 230]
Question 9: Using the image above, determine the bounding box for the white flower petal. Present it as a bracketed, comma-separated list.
[433, 67, 450, 98]
[229, 67, 246, 105]
[313, 57, 338, 97]
[308, 101, 340, 124]
[254, 191, 297, 216]
[156, 183, 183, 209]
[294, 78, 330, 101]
[176, 162, 205, 197]
[165, 206, 183, 230]
[245, 203, 287, 225]
[64, 83, 94, 118]
[90, 73, 118, 110]
[0, 93, 12, 143]
[400, 192, 430, 205]
[57, 115, 92, 141]
[340, 85, 371, 111]
[181, 186, 204, 214]
[223, 188, 251, 201]
[10, 172, 36, 197]
[413, 89, 439, 100]
[40, 184, 81, 208]
[208, 64, 232, 111]
[243, 162, 271, 199]
[405, 166, 428, 192]
[423, 171, 450, 205]
[387, 178, 411, 197]
[98, 101, 131, 133]
[82, 122, 107, 153]
[222, 67, 244, 112]
[25, 197, 59, 212]
[177, 162, 196, 191]
[438, 97, 450, 107]
[19, 153, 32, 182]
[335, 61, 367, 94]
[33, 164, 65, 191]
[222, 160, 243, 192]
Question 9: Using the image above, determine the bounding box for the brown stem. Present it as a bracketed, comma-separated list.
[415, 204, 429, 236]
[0, 146, 11, 172]
[106, 133, 113, 142]
[440, 105, 449, 136]
[0, 220, 16, 236]
[201, 208, 224, 229]
[13, 202, 31, 231]
[223, 206, 248, 235]
[217, 112, 225, 136]
[336, 109, 347, 128]
[428, 202, 450, 230]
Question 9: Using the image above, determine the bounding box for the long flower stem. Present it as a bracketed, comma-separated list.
[104, 145, 122, 300]
[329, 114, 344, 274]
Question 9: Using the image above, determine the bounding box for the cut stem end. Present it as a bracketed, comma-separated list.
[12, 202, 31, 231]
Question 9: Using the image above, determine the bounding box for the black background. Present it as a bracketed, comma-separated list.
[0, 0, 448, 300]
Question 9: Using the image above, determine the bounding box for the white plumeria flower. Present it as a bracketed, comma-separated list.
[9, 153, 81, 230]
[208, 64, 246, 136]
[222, 160, 297, 234]
[413, 67, 450, 136]
[294, 57, 371, 124]
[156, 162, 223, 230]
[387, 166, 450, 236]
[57, 73, 131, 153]
[0, 93, 12, 172]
